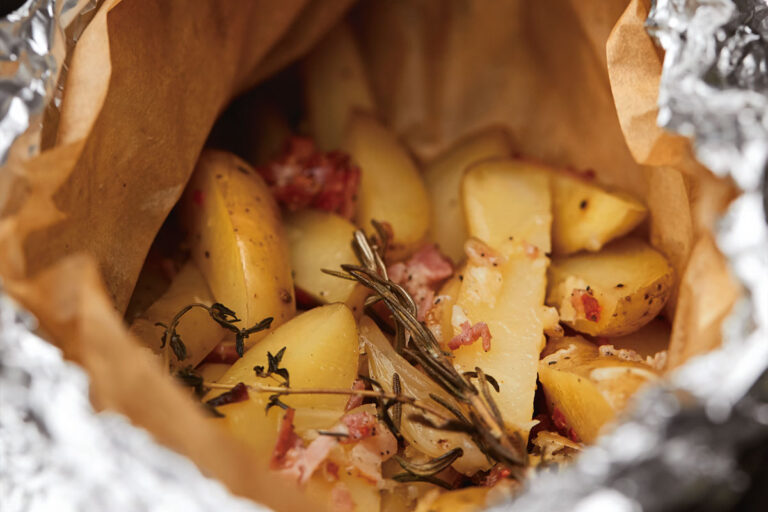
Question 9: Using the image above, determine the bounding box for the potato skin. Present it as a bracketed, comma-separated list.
[344, 112, 431, 260]
[547, 238, 674, 337]
[181, 149, 295, 347]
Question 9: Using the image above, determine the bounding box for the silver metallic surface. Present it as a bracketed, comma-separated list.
[0, 0, 60, 163]
[0, 293, 268, 512]
[1, 0, 767, 511]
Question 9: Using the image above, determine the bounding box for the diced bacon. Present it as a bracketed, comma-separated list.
[387, 244, 454, 321]
[257, 136, 360, 220]
[551, 406, 581, 443]
[203, 341, 239, 364]
[448, 321, 492, 352]
[324, 461, 340, 481]
[475, 464, 512, 487]
[340, 411, 378, 443]
[205, 382, 248, 407]
[464, 238, 503, 267]
[570, 289, 601, 323]
[348, 416, 398, 483]
[272, 408, 340, 484]
[522, 241, 540, 259]
[271, 408, 303, 471]
[344, 379, 367, 412]
[330, 482, 355, 512]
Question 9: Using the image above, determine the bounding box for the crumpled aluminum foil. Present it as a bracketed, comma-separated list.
[0, 1, 767, 511]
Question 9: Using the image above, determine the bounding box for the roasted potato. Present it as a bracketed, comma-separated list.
[547, 238, 674, 337]
[180, 150, 295, 347]
[425, 128, 512, 262]
[344, 112, 431, 259]
[538, 336, 659, 443]
[549, 169, 647, 255]
[462, 159, 551, 253]
[303, 22, 376, 151]
[607, 317, 670, 358]
[129, 261, 226, 370]
[283, 210, 364, 309]
[452, 159, 551, 437]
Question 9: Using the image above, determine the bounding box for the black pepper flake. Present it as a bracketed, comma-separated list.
[579, 199, 588, 209]
[644, 293, 649, 300]
[548, 361, 557, 365]
[204, 250, 210, 259]
[236, 165, 250, 174]
[616, 283, 624, 288]
[458, 274, 464, 281]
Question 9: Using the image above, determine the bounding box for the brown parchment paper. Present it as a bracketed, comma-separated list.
[0, 0, 741, 509]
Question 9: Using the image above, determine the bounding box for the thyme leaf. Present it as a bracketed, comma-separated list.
[159, 302, 273, 363]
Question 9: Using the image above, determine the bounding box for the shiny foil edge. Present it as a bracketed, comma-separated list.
[0, 0, 766, 511]
[0, 292, 269, 512]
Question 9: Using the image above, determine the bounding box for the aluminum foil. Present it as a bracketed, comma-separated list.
[0, 1, 767, 511]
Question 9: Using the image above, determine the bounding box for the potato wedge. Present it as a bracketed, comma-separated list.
[549, 169, 647, 255]
[129, 261, 226, 370]
[180, 150, 295, 347]
[283, 210, 363, 308]
[206, 304, 374, 511]
[547, 238, 674, 337]
[538, 336, 659, 443]
[344, 113, 430, 259]
[453, 160, 551, 438]
[425, 129, 512, 262]
[608, 317, 670, 358]
[303, 22, 376, 151]
[462, 159, 551, 253]
[213, 303, 359, 411]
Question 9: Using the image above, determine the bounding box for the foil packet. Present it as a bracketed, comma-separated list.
[0, 1, 767, 511]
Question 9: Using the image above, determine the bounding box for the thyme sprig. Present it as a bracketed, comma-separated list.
[323, 224, 528, 475]
[157, 302, 273, 362]
[203, 380, 452, 421]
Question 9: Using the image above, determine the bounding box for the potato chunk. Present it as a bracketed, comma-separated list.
[180, 150, 295, 347]
[453, 160, 551, 437]
[425, 129, 512, 262]
[129, 261, 226, 370]
[284, 210, 362, 307]
[344, 113, 431, 259]
[549, 170, 647, 255]
[302, 22, 376, 151]
[462, 159, 551, 253]
[547, 238, 674, 337]
[538, 336, 659, 443]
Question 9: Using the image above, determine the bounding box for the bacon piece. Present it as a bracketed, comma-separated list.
[271, 408, 339, 484]
[271, 408, 303, 470]
[475, 464, 512, 487]
[551, 406, 581, 443]
[348, 416, 398, 483]
[257, 136, 360, 220]
[205, 382, 248, 407]
[340, 411, 378, 443]
[202, 341, 239, 364]
[344, 379, 367, 412]
[570, 289, 601, 322]
[448, 321, 492, 352]
[387, 244, 454, 321]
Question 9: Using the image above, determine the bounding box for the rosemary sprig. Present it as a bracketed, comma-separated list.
[394, 448, 464, 477]
[157, 302, 273, 362]
[323, 225, 528, 474]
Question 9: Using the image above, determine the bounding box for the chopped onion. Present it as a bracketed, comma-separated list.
[360, 317, 490, 475]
